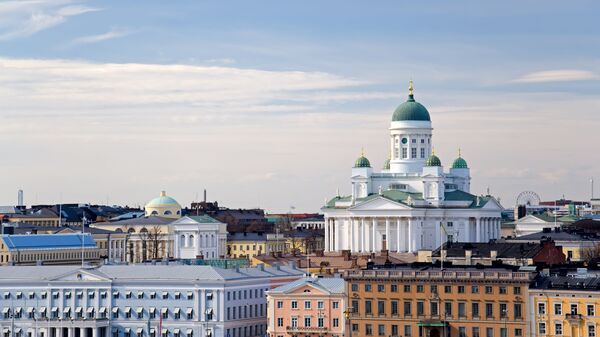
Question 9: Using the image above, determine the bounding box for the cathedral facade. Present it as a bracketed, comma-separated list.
[322, 82, 503, 253]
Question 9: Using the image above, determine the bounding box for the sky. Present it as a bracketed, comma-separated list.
[1, 0, 599, 212]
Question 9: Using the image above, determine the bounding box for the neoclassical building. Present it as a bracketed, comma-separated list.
[145, 191, 182, 218]
[322, 82, 503, 253]
[171, 215, 228, 259]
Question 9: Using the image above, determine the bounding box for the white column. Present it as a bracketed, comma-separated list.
[335, 219, 340, 251]
[201, 289, 206, 321]
[476, 218, 481, 242]
[408, 218, 413, 252]
[465, 219, 471, 242]
[92, 328, 98, 337]
[324, 219, 330, 251]
[396, 218, 401, 252]
[385, 218, 390, 251]
[348, 218, 354, 252]
[372, 218, 377, 252]
[361, 218, 366, 252]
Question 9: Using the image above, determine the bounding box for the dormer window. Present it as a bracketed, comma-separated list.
[389, 184, 407, 191]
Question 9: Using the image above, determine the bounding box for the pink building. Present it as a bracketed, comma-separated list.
[267, 277, 347, 337]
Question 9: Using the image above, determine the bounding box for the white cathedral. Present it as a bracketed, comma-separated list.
[322, 81, 503, 254]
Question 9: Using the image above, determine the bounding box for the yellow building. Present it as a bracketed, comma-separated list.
[286, 231, 325, 254]
[227, 232, 287, 259]
[507, 230, 599, 262]
[529, 274, 600, 337]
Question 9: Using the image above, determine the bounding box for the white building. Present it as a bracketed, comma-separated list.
[0, 264, 303, 337]
[322, 81, 503, 253]
[171, 216, 227, 259]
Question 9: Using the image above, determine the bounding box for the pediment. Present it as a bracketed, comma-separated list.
[51, 269, 110, 282]
[517, 215, 551, 224]
[287, 284, 329, 295]
[170, 216, 199, 226]
[481, 197, 504, 211]
[349, 196, 411, 211]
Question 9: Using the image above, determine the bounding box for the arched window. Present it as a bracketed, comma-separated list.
[211, 234, 215, 247]
[139, 228, 148, 234]
[176, 210, 181, 215]
[151, 210, 158, 215]
[115, 228, 123, 233]
[127, 228, 135, 234]
[164, 210, 172, 215]
[180, 235, 186, 247]
[189, 235, 195, 247]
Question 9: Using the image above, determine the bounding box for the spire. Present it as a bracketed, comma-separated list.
[458, 147, 462, 157]
[432, 146, 435, 155]
[408, 80, 414, 99]
[361, 147, 365, 156]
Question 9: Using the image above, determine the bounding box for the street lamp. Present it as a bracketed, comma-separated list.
[343, 309, 352, 337]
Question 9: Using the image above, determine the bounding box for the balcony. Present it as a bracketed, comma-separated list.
[286, 326, 328, 333]
[566, 313, 584, 322]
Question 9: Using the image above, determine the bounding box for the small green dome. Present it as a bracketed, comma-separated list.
[383, 158, 391, 170]
[452, 157, 468, 169]
[425, 154, 442, 167]
[354, 155, 371, 168]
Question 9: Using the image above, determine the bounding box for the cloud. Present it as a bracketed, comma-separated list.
[513, 69, 597, 83]
[0, 1, 100, 41]
[72, 28, 131, 44]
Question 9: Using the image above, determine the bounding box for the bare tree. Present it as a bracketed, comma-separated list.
[286, 231, 303, 256]
[582, 243, 600, 264]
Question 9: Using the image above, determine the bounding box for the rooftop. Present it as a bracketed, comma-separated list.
[1, 233, 96, 251]
[432, 241, 545, 259]
[268, 276, 345, 294]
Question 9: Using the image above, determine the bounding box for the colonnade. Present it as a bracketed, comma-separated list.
[324, 216, 502, 253]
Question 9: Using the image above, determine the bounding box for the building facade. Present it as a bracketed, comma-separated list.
[529, 275, 600, 337]
[227, 233, 287, 260]
[0, 264, 303, 337]
[266, 277, 346, 337]
[323, 82, 503, 253]
[0, 233, 102, 265]
[171, 216, 227, 259]
[344, 265, 533, 337]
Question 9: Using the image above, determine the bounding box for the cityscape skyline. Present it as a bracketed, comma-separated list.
[1, 1, 599, 212]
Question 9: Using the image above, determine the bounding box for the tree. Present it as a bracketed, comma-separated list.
[581, 243, 600, 264]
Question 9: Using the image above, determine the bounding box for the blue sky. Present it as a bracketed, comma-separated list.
[1, 0, 599, 211]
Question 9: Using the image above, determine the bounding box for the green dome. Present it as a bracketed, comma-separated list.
[383, 158, 391, 170]
[452, 157, 468, 169]
[392, 94, 431, 121]
[146, 191, 181, 207]
[425, 154, 442, 167]
[354, 155, 371, 168]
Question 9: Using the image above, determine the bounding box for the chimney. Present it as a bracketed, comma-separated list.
[204, 189, 207, 203]
[17, 190, 24, 207]
[490, 250, 497, 260]
[465, 250, 472, 265]
[257, 263, 265, 271]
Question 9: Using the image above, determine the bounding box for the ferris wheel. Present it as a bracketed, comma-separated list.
[516, 191, 541, 206]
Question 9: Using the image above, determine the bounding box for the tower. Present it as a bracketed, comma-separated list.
[389, 81, 433, 174]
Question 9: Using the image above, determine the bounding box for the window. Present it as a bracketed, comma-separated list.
[392, 325, 398, 337]
[378, 325, 385, 336]
[444, 285, 452, 294]
[351, 284, 358, 292]
[317, 301, 324, 309]
[404, 285, 411, 292]
[486, 303, 493, 318]
[333, 302, 339, 309]
[304, 301, 311, 309]
[571, 304, 579, 315]
[365, 284, 372, 292]
[588, 304, 595, 316]
[472, 303, 480, 318]
[420, 148, 425, 158]
[514, 287, 521, 295]
[431, 302, 439, 316]
[589, 325, 596, 337]
[472, 285, 479, 294]
[366, 324, 373, 336]
[555, 323, 563, 336]
[473, 328, 480, 337]
[304, 317, 311, 327]
[514, 303, 522, 319]
[417, 301, 424, 316]
[333, 318, 339, 327]
[365, 300, 372, 315]
[515, 329, 522, 337]
[458, 303, 466, 318]
[538, 303, 546, 315]
[404, 325, 412, 337]
[554, 303, 562, 315]
[378, 301, 385, 315]
[500, 303, 507, 318]
[539, 322, 546, 335]
[485, 286, 493, 294]
[458, 286, 465, 294]
[402, 148, 407, 159]
[459, 327, 466, 337]
[404, 301, 412, 316]
[391, 301, 398, 316]
[431, 285, 438, 294]
[352, 324, 359, 332]
[444, 302, 452, 316]
[277, 301, 283, 309]
[318, 317, 324, 328]
[291, 317, 298, 328]
[411, 148, 417, 159]
[352, 300, 359, 313]
[291, 301, 298, 309]
[377, 284, 385, 292]
[486, 328, 494, 337]
[499, 286, 507, 294]
[391, 284, 398, 292]
[416, 285, 424, 293]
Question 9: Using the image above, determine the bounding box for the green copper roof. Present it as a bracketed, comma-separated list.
[383, 158, 391, 170]
[392, 94, 431, 121]
[452, 157, 468, 169]
[425, 154, 442, 167]
[354, 155, 371, 168]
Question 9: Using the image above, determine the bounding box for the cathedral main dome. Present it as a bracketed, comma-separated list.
[392, 81, 431, 122]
